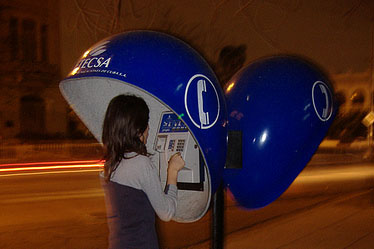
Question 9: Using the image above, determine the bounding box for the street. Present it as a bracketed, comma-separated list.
[0, 170, 108, 249]
[0, 156, 373, 248]
[189, 189, 374, 249]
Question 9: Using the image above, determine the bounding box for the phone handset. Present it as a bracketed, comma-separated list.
[197, 79, 209, 127]
[319, 84, 329, 119]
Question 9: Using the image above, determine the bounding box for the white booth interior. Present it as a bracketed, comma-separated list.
[60, 77, 211, 222]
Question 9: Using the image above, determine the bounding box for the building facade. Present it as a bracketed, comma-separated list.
[0, 0, 373, 143]
[0, 0, 68, 140]
[332, 71, 373, 113]
[329, 71, 373, 142]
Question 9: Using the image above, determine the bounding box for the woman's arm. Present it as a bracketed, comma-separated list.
[166, 152, 185, 185]
[141, 154, 184, 221]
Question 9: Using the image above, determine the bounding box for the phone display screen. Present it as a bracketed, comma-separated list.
[158, 113, 188, 133]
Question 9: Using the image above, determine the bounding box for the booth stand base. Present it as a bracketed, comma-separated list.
[212, 183, 224, 249]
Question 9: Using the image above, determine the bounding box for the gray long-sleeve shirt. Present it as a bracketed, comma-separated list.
[110, 152, 178, 221]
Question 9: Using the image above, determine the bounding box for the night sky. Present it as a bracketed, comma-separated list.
[60, 0, 374, 77]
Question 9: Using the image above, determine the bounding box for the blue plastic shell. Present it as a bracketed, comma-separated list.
[64, 31, 227, 194]
[224, 56, 337, 209]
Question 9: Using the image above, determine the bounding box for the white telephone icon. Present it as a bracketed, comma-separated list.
[197, 79, 209, 127]
[319, 84, 329, 119]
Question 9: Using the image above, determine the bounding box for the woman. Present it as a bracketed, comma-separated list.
[101, 94, 185, 249]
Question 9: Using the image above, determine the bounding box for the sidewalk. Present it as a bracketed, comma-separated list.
[0, 139, 368, 165]
[187, 190, 374, 249]
[0, 141, 103, 164]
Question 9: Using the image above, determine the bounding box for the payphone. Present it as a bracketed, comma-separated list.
[154, 112, 203, 191]
[59, 30, 227, 222]
[223, 56, 337, 209]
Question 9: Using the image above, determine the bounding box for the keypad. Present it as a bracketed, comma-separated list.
[176, 139, 185, 152]
[168, 139, 175, 150]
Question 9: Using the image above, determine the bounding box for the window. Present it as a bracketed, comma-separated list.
[9, 17, 19, 60]
[21, 19, 37, 62]
[350, 89, 365, 105]
[20, 95, 45, 137]
[41, 24, 48, 62]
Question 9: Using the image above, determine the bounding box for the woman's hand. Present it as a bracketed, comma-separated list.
[166, 153, 185, 186]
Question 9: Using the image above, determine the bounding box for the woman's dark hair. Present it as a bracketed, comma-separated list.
[102, 94, 149, 181]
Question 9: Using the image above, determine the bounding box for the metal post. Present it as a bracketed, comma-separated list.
[212, 182, 224, 249]
[368, 22, 374, 160]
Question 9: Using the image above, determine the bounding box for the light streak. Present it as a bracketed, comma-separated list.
[0, 160, 104, 176]
[0, 169, 102, 178]
[0, 164, 104, 173]
[0, 160, 104, 167]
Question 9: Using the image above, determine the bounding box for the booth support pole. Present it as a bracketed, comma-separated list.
[212, 182, 224, 249]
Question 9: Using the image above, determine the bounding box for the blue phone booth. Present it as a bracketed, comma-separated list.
[59, 31, 227, 222]
[224, 56, 337, 209]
